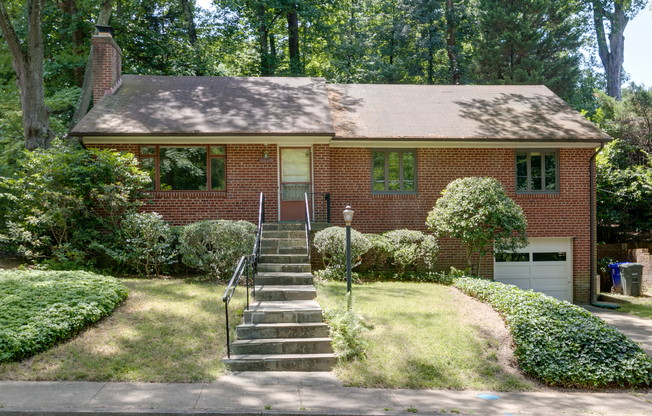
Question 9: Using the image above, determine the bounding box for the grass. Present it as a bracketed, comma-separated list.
[0, 278, 246, 382]
[316, 281, 534, 390]
[603, 293, 652, 319]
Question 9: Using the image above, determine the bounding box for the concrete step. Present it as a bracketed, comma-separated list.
[262, 230, 306, 239]
[263, 223, 305, 231]
[261, 246, 306, 255]
[236, 322, 330, 339]
[257, 263, 311, 273]
[231, 338, 333, 355]
[259, 254, 309, 264]
[243, 300, 323, 324]
[255, 272, 314, 286]
[255, 285, 316, 301]
[261, 238, 307, 249]
[223, 353, 336, 371]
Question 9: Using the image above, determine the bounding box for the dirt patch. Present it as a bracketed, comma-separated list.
[0, 255, 24, 270]
[449, 285, 546, 390]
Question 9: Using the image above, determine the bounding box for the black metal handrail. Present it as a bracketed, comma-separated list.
[306, 192, 330, 223]
[222, 192, 265, 359]
[304, 192, 311, 261]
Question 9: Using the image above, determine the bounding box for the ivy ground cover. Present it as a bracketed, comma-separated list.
[454, 277, 652, 388]
[0, 270, 128, 362]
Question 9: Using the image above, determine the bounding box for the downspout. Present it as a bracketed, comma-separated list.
[590, 143, 604, 305]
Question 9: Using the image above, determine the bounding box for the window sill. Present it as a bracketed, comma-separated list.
[514, 192, 560, 198]
[141, 191, 228, 198]
[371, 193, 418, 199]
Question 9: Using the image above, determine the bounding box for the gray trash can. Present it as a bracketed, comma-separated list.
[619, 263, 643, 296]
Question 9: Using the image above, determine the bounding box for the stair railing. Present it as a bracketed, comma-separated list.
[304, 192, 311, 261]
[222, 192, 265, 359]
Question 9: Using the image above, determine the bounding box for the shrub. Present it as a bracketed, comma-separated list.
[313, 226, 371, 271]
[383, 229, 438, 273]
[454, 277, 652, 387]
[179, 220, 256, 278]
[0, 269, 128, 362]
[0, 140, 150, 261]
[427, 177, 528, 274]
[358, 234, 391, 271]
[105, 212, 177, 276]
[323, 292, 369, 362]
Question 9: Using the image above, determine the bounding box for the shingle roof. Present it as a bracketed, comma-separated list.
[327, 84, 610, 142]
[70, 75, 335, 136]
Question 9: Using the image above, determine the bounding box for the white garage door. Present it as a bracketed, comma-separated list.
[494, 238, 573, 302]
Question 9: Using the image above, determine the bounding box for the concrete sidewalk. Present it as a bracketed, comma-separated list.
[583, 305, 652, 356]
[1, 372, 652, 416]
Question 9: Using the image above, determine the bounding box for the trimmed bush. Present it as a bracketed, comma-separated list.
[0, 269, 128, 362]
[383, 229, 438, 273]
[105, 212, 177, 276]
[179, 220, 256, 278]
[454, 277, 652, 387]
[358, 233, 391, 271]
[313, 226, 371, 270]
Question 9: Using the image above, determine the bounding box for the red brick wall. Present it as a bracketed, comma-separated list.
[86, 143, 279, 225]
[92, 35, 122, 105]
[328, 147, 594, 303]
[87, 143, 595, 302]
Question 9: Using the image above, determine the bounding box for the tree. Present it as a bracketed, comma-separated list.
[426, 177, 528, 274]
[589, 0, 648, 100]
[0, 0, 53, 150]
[474, 0, 584, 98]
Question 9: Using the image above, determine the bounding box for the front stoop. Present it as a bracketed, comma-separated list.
[222, 222, 335, 372]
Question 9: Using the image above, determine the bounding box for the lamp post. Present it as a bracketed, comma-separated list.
[343, 206, 354, 293]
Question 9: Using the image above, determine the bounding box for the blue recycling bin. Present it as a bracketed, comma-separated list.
[608, 262, 628, 293]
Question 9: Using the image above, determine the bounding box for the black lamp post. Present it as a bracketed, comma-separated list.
[343, 205, 354, 293]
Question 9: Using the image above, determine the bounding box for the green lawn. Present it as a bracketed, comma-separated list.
[316, 281, 535, 391]
[0, 278, 246, 382]
[603, 293, 652, 319]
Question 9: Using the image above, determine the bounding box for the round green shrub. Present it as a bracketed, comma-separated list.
[0, 269, 128, 362]
[383, 229, 438, 272]
[179, 220, 256, 278]
[105, 212, 177, 276]
[313, 226, 371, 271]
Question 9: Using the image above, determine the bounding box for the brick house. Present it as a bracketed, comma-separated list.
[70, 27, 611, 304]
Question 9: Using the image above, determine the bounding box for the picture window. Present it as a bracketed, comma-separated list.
[139, 145, 226, 191]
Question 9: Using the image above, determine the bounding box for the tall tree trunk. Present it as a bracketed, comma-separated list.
[69, 0, 113, 132]
[258, 4, 271, 76]
[180, 0, 197, 45]
[445, 0, 461, 84]
[592, 1, 628, 100]
[0, 0, 53, 150]
[287, 7, 300, 76]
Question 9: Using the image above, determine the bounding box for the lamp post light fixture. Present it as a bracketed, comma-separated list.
[343, 206, 354, 293]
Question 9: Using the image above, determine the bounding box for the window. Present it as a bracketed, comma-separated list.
[495, 252, 530, 262]
[533, 252, 567, 262]
[515, 150, 558, 193]
[371, 149, 416, 193]
[139, 145, 226, 191]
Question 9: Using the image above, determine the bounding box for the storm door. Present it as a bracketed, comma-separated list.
[280, 147, 311, 221]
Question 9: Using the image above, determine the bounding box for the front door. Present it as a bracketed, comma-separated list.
[280, 147, 311, 221]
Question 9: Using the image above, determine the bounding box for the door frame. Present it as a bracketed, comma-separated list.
[277, 145, 314, 222]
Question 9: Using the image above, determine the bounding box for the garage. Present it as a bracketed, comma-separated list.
[493, 238, 573, 302]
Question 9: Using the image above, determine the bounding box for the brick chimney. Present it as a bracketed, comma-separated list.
[92, 25, 122, 105]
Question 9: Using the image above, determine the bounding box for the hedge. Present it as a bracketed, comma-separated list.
[454, 277, 652, 387]
[0, 270, 128, 362]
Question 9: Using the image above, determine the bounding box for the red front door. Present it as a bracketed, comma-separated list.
[280, 147, 311, 221]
